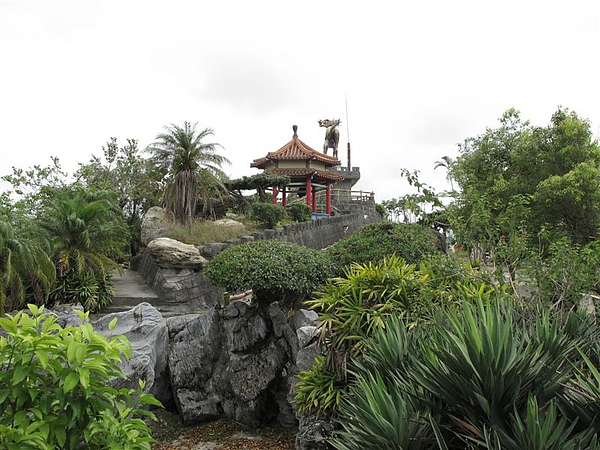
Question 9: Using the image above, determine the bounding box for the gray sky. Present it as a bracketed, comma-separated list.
[1, 0, 599, 202]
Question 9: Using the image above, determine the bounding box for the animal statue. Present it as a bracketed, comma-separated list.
[318, 119, 341, 158]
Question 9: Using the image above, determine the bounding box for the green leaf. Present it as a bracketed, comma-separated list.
[62, 371, 79, 393]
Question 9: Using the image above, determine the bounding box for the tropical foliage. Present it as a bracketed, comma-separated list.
[0, 305, 160, 449]
[146, 121, 230, 223]
[39, 186, 129, 311]
[0, 220, 55, 313]
[329, 299, 600, 450]
[296, 254, 503, 417]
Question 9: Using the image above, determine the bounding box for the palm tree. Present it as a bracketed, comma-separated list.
[146, 122, 231, 225]
[434, 155, 455, 190]
[40, 186, 129, 276]
[0, 219, 55, 313]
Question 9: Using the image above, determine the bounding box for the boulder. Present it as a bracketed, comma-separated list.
[92, 302, 170, 404]
[148, 237, 209, 270]
[292, 309, 319, 330]
[141, 206, 173, 246]
[213, 218, 245, 230]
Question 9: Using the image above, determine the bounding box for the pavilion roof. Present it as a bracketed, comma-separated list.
[251, 127, 341, 169]
[264, 167, 343, 182]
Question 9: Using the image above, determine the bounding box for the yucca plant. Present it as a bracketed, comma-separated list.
[411, 299, 578, 442]
[327, 292, 600, 449]
[330, 371, 437, 450]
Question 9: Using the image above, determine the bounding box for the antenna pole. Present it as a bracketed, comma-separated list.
[345, 93, 351, 170]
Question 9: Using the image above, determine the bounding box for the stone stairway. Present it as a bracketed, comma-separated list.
[100, 269, 159, 316]
[95, 269, 205, 319]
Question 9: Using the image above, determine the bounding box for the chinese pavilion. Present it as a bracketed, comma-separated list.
[250, 125, 343, 215]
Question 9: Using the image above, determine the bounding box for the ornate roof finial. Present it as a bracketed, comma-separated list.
[292, 124, 298, 137]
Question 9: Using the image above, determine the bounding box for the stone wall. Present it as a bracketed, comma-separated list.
[131, 209, 382, 314]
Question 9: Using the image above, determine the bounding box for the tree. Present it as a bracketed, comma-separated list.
[40, 186, 129, 311]
[434, 155, 455, 190]
[146, 122, 230, 224]
[76, 138, 161, 255]
[0, 220, 55, 313]
[227, 173, 290, 203]
[450, 108, 600, 271]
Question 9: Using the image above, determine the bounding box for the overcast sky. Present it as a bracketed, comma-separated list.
[1, 0, 599, 203]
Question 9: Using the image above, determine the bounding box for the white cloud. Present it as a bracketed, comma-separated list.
[0, 0, 599, 202]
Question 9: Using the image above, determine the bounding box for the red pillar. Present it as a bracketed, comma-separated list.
[272, 186, 278, 204]
[305, 178, 312, 206]
[326, 182, 332, 214]
[311, 188, 317, 213]
[282, 186, 287, 208]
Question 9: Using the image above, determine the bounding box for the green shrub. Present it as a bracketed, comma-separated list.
[294, 355, 347, 417]
[204, 239, 335, 306]
[326, 221, 439, 271]
[0, 305, 161, 449]
[286, 201, 312, 222]
[49, 269, 114, 312]
[297, 254, 503, 417]
[251, 202, 286, 229]
[329, 299, 600, 450]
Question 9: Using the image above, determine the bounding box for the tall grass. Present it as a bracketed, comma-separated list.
[165, 219, 257, 245]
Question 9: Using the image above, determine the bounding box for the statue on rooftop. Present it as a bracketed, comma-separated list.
[318, 119, 341, 158]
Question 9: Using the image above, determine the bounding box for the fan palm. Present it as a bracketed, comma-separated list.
[40, 186, 129, 275]
[147, 121, 230, 224]
[0, 219, 55, 313]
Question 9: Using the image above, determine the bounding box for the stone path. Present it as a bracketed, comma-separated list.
[101, 269, 159, 316]
[96, 269, 205, 319]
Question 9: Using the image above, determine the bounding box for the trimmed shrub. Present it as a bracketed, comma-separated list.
[251, 202, 286, 229]
[326, 221, 439, 271]
[204, 239, 335, 306]
[286, 201, 312, 222]
[0, 305, 161, 449]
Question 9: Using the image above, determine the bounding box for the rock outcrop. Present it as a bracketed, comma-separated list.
[140, 206, 173, 246]
[92, 302, 171, 404]
[148, 237, 209, 270]
[168, 301, 320, 428]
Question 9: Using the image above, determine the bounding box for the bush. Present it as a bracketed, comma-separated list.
[286, 201, 312, 222]
[49, 269, 114, 313]
[526, 238, 600, 310]
[326, 221, 439, 271]
[296, 255, 505, 417]
[0, 305, 161, 449]
[251, 202, 287, 229]
[204, 239, 336, 306]
[329, 299, 600, 450]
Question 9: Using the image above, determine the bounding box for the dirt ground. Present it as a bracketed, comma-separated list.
[150, 409, 296, 450]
